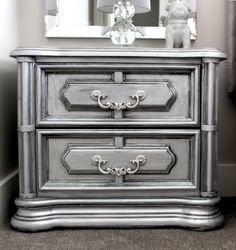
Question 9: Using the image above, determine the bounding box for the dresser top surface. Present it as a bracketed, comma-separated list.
[10, 47, 226, 60]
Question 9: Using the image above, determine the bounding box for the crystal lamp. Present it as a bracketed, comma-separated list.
[97, 0, 151, 45]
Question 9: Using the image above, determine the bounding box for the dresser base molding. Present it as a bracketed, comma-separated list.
[11, 197, 223, 232]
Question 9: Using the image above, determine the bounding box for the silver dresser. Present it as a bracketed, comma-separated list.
[10, 48, 226, 231]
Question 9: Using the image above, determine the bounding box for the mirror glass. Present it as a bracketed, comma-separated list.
[45, 0, 197, 39]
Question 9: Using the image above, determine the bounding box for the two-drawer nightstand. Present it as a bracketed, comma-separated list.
[10, 48, 226, 231]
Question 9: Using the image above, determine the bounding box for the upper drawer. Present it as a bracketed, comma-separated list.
[36, 64, 200, 127]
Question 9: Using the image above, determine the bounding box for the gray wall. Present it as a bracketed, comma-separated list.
[0, 0, 19, 225]
[0, 0, 234, 220]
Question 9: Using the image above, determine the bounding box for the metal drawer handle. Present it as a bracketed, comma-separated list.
[91, 155, 147, 177]
[90, 90, 146, 111]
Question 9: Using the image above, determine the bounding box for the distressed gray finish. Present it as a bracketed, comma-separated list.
[10, 48, 226, 231]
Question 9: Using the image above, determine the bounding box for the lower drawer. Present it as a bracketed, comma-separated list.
[37, 129, 200, 198]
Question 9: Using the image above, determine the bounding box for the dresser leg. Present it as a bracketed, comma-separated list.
[16, 57, 36, 198]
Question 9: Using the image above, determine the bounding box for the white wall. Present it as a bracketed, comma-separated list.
[0, 0, 19, 225]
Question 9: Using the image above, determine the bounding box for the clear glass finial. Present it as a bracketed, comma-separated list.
[110, 20, 136, 45]
[110, 0, 136, 46]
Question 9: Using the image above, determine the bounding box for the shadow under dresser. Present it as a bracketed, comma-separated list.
[10, 48, 226, 231]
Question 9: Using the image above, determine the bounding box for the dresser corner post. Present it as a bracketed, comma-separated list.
[201, 58, 220, 198]
[17, 56, 36, 199]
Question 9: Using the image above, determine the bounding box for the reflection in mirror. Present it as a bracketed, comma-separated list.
[45, 0, 197, 39]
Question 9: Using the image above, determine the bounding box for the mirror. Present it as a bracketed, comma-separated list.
[45, 0, 197, 39]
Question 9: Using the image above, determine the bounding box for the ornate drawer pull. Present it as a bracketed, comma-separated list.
[91, 155, 147, 177]
[90, 90, 146, 111]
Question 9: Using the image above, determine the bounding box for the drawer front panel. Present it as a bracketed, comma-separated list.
[60, 82, 176, 111]
[62, 147, 176, 175]
[37, 130, 200, 198]
[37, 65, 200, 126]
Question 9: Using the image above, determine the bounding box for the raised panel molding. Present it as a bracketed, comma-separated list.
[61, 145, 177, 176]
[59, 79, 177, 112]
